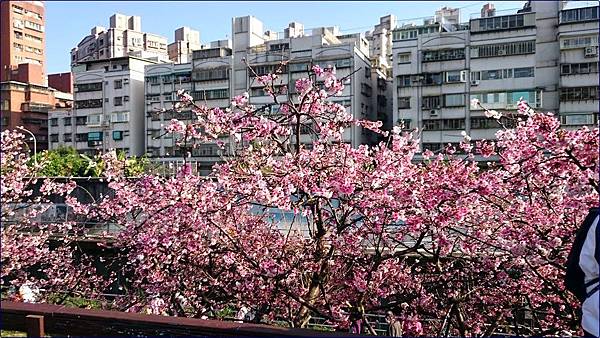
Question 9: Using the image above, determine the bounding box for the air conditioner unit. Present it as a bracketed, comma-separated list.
[584, 46, 598, 58]
[470, 80, 480, 86]
[460, 70, 468, 83]
[430, 109, 439, 116]
[497, 50, 506, 56]
[410, 75, 422, 83]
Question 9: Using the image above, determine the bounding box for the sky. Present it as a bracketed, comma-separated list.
[45, 1, 526, 74]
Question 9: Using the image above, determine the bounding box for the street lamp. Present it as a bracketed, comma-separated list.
[16, 126, 37, 166]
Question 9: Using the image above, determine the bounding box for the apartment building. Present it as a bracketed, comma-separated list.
[70, 13, 169, 66]
[1, 64, 74, 154]
[145, 43, 233, 175]
[557, 3, 599, 128]
[49, 56, 157, 155]
[168, 27, 202, 64]
[232, 16, 376, 148]
[392, 1, 596, 153]
[1, 0, 46, 83]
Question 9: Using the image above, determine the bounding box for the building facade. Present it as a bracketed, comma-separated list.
[70, 13, 169, 66]
[1, 0, 46, 83]
[145, 45, 233, 175]
[392, 1, 598, 153]
[557, 3, 599, 128]
[231, 16, 376, 148]
[49, 56, 157, 155]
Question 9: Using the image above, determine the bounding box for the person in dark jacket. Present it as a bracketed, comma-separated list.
[565, 208, 599, 337]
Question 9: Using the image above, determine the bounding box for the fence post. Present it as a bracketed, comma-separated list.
[25, 315, 45, 337]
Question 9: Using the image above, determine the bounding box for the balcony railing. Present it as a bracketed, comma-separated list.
[21, 102, 52, 113]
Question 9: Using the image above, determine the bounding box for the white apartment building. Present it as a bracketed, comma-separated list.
[145, 43, 233, 175]
[168, 27, 202, 64]
[558, 3, 599, 127]
[392, 1, 596, 153]
[70, 13, 169, 66]
[231, 16, 376, 147]
[50, 56, 158, 156]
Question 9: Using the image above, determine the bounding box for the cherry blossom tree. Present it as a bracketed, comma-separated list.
[2, 65, 597, 336]
[1, 130, 106, 303]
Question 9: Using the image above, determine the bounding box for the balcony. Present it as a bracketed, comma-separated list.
[21, 102, 52, 113]
[470, 11, 535, 33]
[560, 6, 599, 24]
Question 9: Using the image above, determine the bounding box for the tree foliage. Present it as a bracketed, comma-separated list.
[1, 65, 598, 336]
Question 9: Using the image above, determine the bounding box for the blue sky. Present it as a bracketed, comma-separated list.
[45, 1, 525, 74]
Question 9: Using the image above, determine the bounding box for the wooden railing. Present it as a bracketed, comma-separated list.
[1, 301, 360, 337]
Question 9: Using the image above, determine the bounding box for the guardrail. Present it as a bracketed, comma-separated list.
[1, 301, 361, 337]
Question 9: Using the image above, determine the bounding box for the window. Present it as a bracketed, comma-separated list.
[445, 70, 466, 83]
[75, 99, 103, 109]
[560, 86, 599, 101]
[471, 40, 536, 58]
[514, 67, 534, 78]
[192, 67, 229, 81]
[422, 96, 441, 109]
[560, 6, 599, 24]
[397, 53, 411, 64]
[397, 75, 412, 87]
[289, 63, 310, 72]
[75, 82, 102, 92]
[114, 80, 122, 89]
[87, 132, 102, 141]
[124, 96, 129, 102]
[560, 113, 598, 126]
[24, 20, 43, 32]
[269, 43, 289, 51]
[423, 119, 441, 130]
[423, 73, 442, 86]
[146, 94, 160, 102]
[76, 133, 87, 142]
[561, 62, 599, 75]
[251, 64, 288, 76]
[147, 76, 159, 84]
[422, 49, 465, 62]
[14, 31, 23, 39]
[113, 131, 124, 140]
[86, 114, 103, 126]
[314, 59, 352, 69]
[63, 117, 71, 126]
[24, 33, 42, 43]
[191, 88, 229, 100]
[560, 35, 599, 50]
[471, 117, 502, 129]
[111, 112, 129, 123]
[398, 97, 411, 109]
[64, 133, 72, 142]
[50, 118, 58, 126]
[50, 134, 58, 142]
[444, 94, 465, 107]
[473, 13, 528, 32]
[114, 97, 123, 106]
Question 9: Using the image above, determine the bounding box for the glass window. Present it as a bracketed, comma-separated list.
[514, 67, 534, 78]
[444, 94, 465, 107]
[398, 97, 411, 109]
[114, 80, 122, 89]
[113, 131, 124, 140]
[114, 97, 123, 106]
[87, 132, 102, 141]
[397, 53, 411, 63]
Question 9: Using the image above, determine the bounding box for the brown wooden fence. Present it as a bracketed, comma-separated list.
[1, 301, 361, 337]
